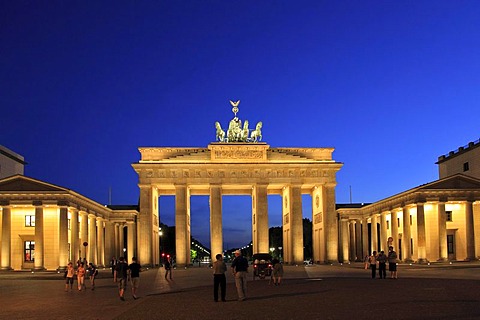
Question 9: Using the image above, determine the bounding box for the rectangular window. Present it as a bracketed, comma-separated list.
[410, 215, 412, 225]
[25, 241, 35, 262]
[446, 211, 452, 222]
[68, 219, 71, 230]
[410, 238, 414, 254]
[386, 220, 390, 230]
[447, 235, 454, 254]
[25, 215, 35, 227]
[463, 162, 469, 172]
[397, 218, 400, 228]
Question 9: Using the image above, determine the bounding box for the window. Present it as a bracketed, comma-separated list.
[397, 218, 400, 228]
[25, 215, 35, 227]
[410, 215, 412, 225]
[463, 162, 469, 172]
[68, 219, 71, 230]
[386, 220, 390, 230]
[24, 241, 35, 262]
[446, 211, 452, 222]
[447, 235, 454, 254]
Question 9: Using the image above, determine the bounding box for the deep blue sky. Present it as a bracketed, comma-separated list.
[2, 1, 480, 248]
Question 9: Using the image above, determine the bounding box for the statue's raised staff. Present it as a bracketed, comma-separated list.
[250, 121, 262, 142]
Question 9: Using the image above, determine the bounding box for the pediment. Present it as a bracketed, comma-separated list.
[418, 174, 480, 190]
[0, 175, 68, 192]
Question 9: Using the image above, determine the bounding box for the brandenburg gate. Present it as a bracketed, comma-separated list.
[132, 101, 343, 267]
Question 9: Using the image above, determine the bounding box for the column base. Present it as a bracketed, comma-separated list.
[33, 267, 46, 271]
[437, 258, 448, 262]
[416, 259, 429, 264]
[0, 267, 13, 271]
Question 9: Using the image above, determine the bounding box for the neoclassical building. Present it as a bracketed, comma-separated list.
[132, 143, 343, 267]
[338, 139, 480, 263]
[0, 175, 137, 270]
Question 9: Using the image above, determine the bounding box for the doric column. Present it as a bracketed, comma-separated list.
[362, 217, 369, 257]
[380, 212, 387, 252]
[70, 208, 79, 264]
[58, 205, 69, 269]
[96, 218, 105, 267]
[79, 212, 88, 261]
[324, 184, 338, 262]
[119, 224, 125, 258]
[438, 202, 447, 261]
[210, 184, 223, 260]
[138, 185, 153, 266]
[252, 184, 269, 254]
[355, 219, 362, 261]
[127, 221, 135, 263]
[349, 220, 356, 261]
[33, 202, 45, 270]
[465, 201, 475, 260]
[114, 223, 119, 257]
[402, 206, 412, 262]
[88, 214, 97, 264]
[341, 218, 349, 263]
[416, 202, 427, 263]
[391, 210, 399, 253]
[1, 206, 12, 270]
[291, 185, 304, 264]
[371, 215, 378, 253]
[104, 221, 114, 262]
[175, 184, 189, 267]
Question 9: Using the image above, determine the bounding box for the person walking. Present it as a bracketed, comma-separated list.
[110, 256, 117, 276]
[87, 263, 98, 290]
[368, 251, 378, 279]
[388, 246, 398, 279]
[164, 256, 173, 280]
[128, 257, 142, 300]
[231, 249, 248, 301]
[272, 259, 284, 286]
[64, 262, 75, 292]
[377, 250, 387, 279]
[77, 262, 86, 291]
[212, 253, 227, 302]
[114, 256, 129, 301]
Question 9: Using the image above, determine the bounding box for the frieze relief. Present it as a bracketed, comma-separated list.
[141, 168, 335, 181]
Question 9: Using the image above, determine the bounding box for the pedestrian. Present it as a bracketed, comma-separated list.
[272, 258, 284, 286]
[212, 253, 227, 302]
[128, 256, 142, 300]
[368, 251, 378, 279]
[88, 263, 98, 290]
[164, 256, 173, 280]
[388, 246, 398, 279]
[64, 262, 75, 292]
[231, 249, 248, 301]
[110, 256, 117, 276]
[377, 250, 387, 279]
[77, 262, 86, 291]
[114, 256, 129, 301]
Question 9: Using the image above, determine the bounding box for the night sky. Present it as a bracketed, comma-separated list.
[2, 1, 480, 248]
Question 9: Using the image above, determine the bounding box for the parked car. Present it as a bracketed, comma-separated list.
[252, 253, 273, 280]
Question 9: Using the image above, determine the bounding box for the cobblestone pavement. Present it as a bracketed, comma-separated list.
[1, 262, 480, 320]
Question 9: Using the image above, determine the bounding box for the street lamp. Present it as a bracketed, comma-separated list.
[123, 247, 126, 259]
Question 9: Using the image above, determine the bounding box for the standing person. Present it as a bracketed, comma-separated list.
[64, 262, 75, 292]
[87, 263, 98, 290]
[110, 256, 117, 276]
[164, 256, 172, 280]
[212, 253, 227, 302]
[377, 250, 387, 279]
[272, 259, 284, 286]
[231, 249, 248, 301]
[114, 256, 128, 301]
[128, 257, 142, 300]
[368, 251, 378, 279]
[77, 262, 86, 291]
[388, 246, 398, 279]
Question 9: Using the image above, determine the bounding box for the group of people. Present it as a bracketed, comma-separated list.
[365, 246, 398, 279]
[64, 256, 142, 301]
[212, 250, 284, 302]
[64, 261, 98, 291]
